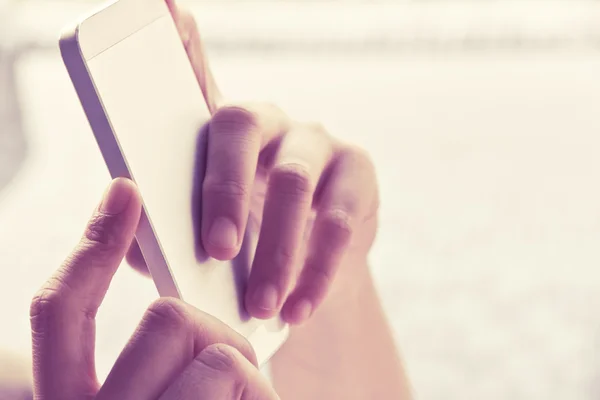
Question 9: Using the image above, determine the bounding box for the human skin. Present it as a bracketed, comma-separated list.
[30, 179, 280, 399]
[1, 0, 413, 397]
[126, 2, 413, 398]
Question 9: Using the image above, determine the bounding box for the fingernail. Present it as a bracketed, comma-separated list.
[208, 217, 238, 249]
[291, 299, 313, 322]
[252, 283, 279, 311]
[100, 179, 132, 214]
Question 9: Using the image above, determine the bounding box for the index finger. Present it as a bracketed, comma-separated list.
[166, 0, 223, 114]
[30, 179, 142, 400]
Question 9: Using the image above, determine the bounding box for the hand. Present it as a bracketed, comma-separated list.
[30, 179, 279, 400]
[127, 0, 380, 325]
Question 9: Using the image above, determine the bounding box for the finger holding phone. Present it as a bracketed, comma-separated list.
[127, 0, 381, 326]
[30, 179, 279, 400]
[50, 0, 392, 397]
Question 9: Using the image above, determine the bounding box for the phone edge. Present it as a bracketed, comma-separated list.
[59, 24, 181, 300]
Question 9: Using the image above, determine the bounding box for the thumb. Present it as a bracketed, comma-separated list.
[159, 344, 280, 400]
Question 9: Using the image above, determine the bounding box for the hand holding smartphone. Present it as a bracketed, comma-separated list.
[59, 0, 288, 365]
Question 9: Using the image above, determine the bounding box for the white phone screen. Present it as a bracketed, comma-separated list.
[86, 14, 260, 336]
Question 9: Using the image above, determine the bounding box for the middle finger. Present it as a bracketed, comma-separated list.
[202, 103, 290, 260]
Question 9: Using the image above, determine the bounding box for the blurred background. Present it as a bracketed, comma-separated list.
[2, 0, 600, 398]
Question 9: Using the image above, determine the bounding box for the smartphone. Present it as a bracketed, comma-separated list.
[59, 0, 288, 365]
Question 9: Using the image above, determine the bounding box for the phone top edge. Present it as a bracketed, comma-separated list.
[57, 0, 117, 52]
[59, 0, 169, 61]
[58, 23, 81, 65]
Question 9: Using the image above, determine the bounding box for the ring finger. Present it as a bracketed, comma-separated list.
[245, 123, 334, 318]
[283, 147, 377, 323]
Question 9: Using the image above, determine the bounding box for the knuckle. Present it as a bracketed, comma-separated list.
[29, 277, 72, 332]
[321, 209, 354, 244]
[29, 285, 61, 322]
[304, 257, 335, 289]
[304, 121, 329, 137]
[270, 163, 313, 199]
[196, 344, 244, 373]
[211, 104, 261, 136]
[272, 244, 297, 271]
[203, 178, 250, 201]
[193, 344, 247, 397]
[179, 8, 198, 28]
[143, 298, 191, 334]
[342, 145, 381, 212]
[83, 212, 122, 248]
[344, 145, 375, 169]
[260, 102, 286, 117]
